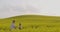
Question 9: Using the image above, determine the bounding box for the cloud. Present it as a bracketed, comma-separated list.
[0, 0, 60, 18]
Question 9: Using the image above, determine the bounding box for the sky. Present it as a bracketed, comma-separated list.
[0, 0, 60, 18]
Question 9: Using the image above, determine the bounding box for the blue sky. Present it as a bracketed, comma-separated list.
[0, 0, 60, 18]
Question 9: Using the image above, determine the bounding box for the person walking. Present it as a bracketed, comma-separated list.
[18, 23, 22, 30]
[10, 20, 16, 30]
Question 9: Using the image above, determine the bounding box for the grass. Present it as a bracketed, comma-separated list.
[0, 15, 60, 32]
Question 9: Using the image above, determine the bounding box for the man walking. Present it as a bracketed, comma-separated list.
[18, 23, 22, 30]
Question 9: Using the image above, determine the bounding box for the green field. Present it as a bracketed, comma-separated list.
[0, 15, 60, 32]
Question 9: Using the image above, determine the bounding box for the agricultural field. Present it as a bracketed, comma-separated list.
[0, 15, 60, 32]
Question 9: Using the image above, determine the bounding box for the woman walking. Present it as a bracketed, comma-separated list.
[10, 20, 16, 30]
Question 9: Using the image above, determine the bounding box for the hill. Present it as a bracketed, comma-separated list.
[0, 15, 60, 32]
[0, 15, 60, 22]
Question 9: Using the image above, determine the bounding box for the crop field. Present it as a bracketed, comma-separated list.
[0, 15, 60, 32]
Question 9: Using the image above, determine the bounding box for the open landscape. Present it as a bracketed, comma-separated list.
[0, 15, 60, 32]
[0, 0, 60, 32]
